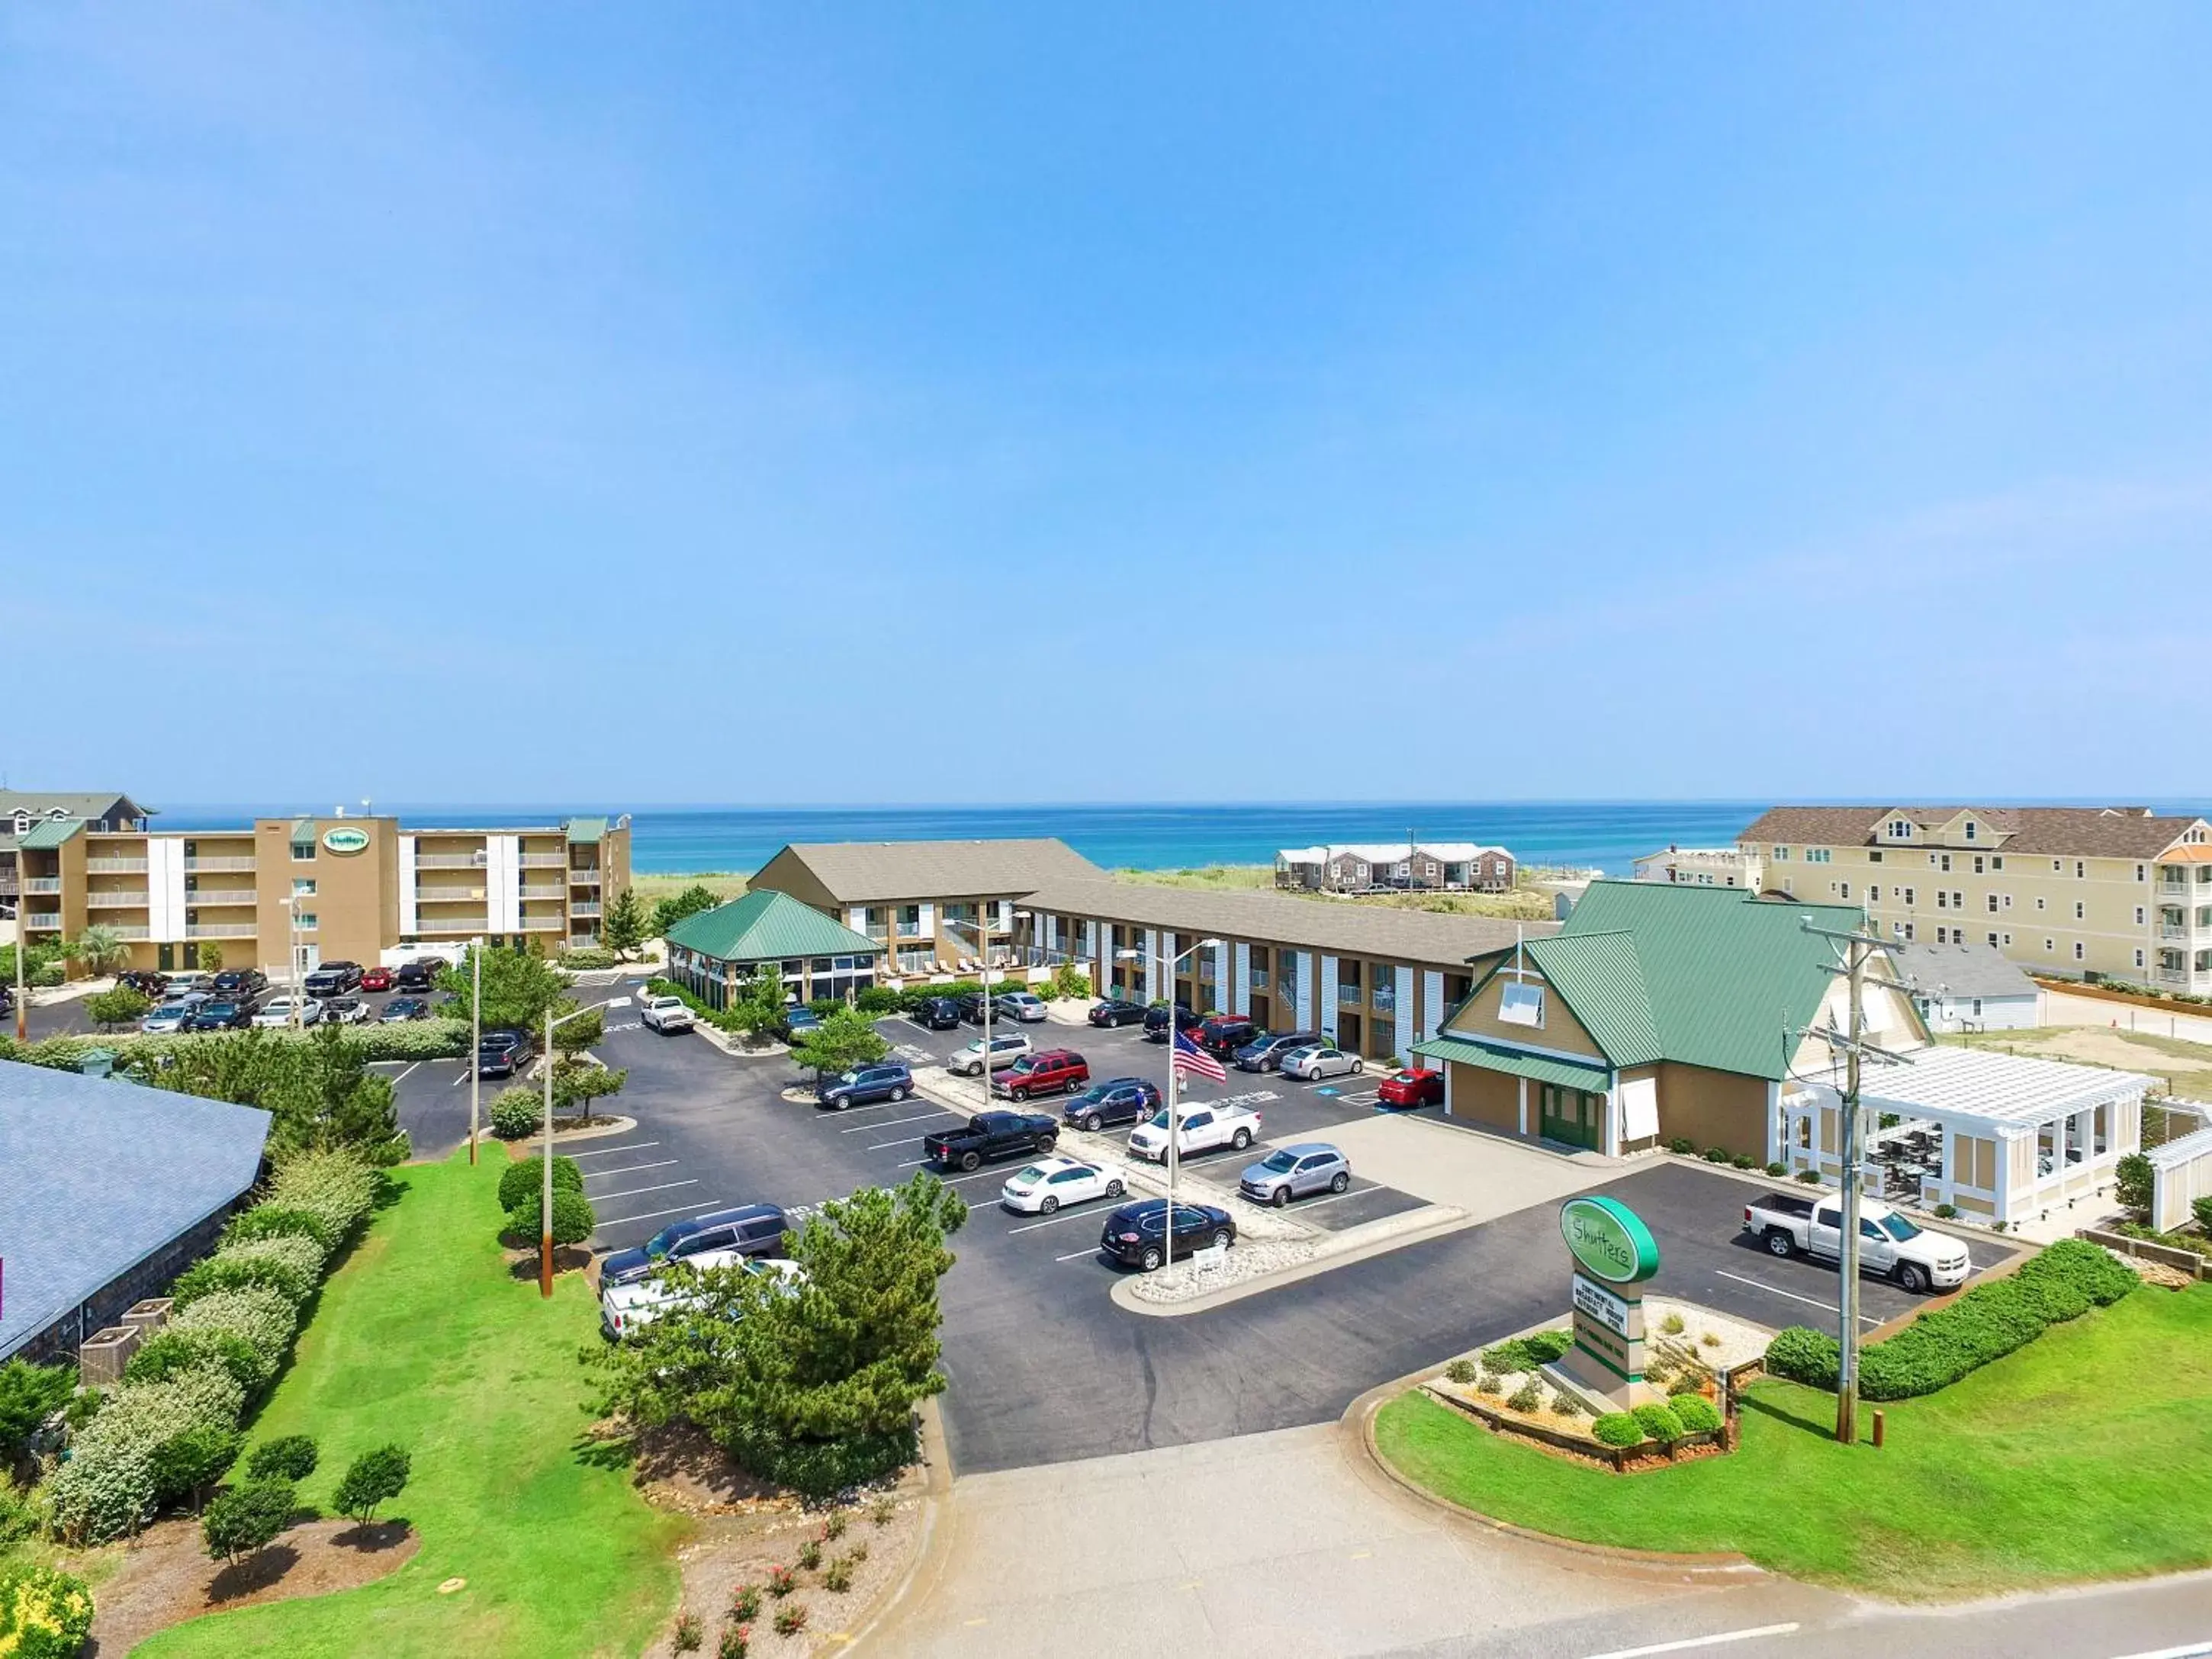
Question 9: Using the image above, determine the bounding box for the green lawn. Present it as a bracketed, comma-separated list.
[137, 1151, 683, 1657]
[1375, 1285, 2212, 1599]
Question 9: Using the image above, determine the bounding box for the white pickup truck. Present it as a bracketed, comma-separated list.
[1127, 1101, 1263, 1164]
[1741, 1191, 1970, 1294]
[639, 995, 696, 1035]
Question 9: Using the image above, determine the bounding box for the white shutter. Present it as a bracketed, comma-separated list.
[1320, 955, 1339, 1039]
[1233, 943, 1251, 1016]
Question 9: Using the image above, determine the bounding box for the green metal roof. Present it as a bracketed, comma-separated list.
[18, 818, 85, 850]
[1410, 1036, 1612, 1091]
[664, 889, 879, 965]
[1502, 881, 1864, 1081]
[564, 816, 608, 845]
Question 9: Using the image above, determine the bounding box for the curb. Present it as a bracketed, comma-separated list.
[1341, 1368, 1763, 1583]
[1108, 1204, 1475, 1317]
[841, 1397, 954, 1654]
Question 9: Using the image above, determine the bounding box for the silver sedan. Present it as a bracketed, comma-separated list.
[1279, 1043, 1365, 1082]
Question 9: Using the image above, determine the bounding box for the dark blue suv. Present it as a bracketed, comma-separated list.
[1063, 1077, 1162, 1133]
[815, 1061, 915, 1111]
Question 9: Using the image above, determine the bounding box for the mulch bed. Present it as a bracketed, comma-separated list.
[86, 1516, 416, 1655]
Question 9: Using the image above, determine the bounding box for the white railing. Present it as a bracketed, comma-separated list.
[417, 888, 488, 904]
[22, 913, 62, 931]
[567, 935, 599, 949]
[519, 854, 567, 868]
[517, 886, 566, 899]
[570, 902, 601, 918]
[569, 869, 602, 884]
[413, 915, 490, 933]
[188, 889, 257, 906]
[184, 856, 256, 872]
[85, 891, 150, 908]
[2163, 925, 2189, 941]
[186, 923, 257, 938]
[414, 854, 485, 869]
[104, 924, 150, 940]
[24, 877, 59, 894]
[521, 915, 566, 931]
[86, 857, 149, 873]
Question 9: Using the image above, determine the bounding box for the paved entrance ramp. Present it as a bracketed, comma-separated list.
[1318, 1111, 1611, 1222]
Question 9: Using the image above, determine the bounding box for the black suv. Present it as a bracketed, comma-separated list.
[477, 1029, 534, 1078]
[1087, 998, 1149, 1027]
[910, 996, 963, 1031]
[1063, 1077, 1162, 1133]
[1142, 1005, 1204, 1043]
[1098, 1198, 1236, 1272]
[210, 969, 268, 1000]
[1234, 1031, 1323, 1072]
[953, 992, 990, 1025]
[1198, 1016, 1262, 1058]
[816, 1062, 915, 1111]
[394, 960, 443, 993]
[598, 1203, 790, 1288]
[188, 999, 253, 1030]
[304, 961, 363, 998]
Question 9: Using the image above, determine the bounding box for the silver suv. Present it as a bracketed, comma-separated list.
[1238, 1142, 1351, 1207]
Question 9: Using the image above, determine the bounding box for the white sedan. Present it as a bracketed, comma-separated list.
[999, 1156, 1127, 1215]
[252, 996, 323, 1028]
[600, 1255, 805, 1341]
[1280, 1044, 1364, 1082]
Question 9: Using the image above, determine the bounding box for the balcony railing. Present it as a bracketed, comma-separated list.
[519, 854, 567, 868]
[86, 891, 150, 909]
[413, 915, 490, 933]
[1249, 970, 1269, 989]
[2159, 882, 2191, 898]
[22, 913, 62, 931]
[521, 915, 565, 931]
[518, 886, 566, 899]
[188, 889, 258, 907]
[184, 856, 256, 872]
[895, 924, 924, 939]
[2163, 924, 2190, 941]
[415, 854, 485, 869]
[568, 868, 602, 884]
[1373, 989, 1397, 1014]
[86, 857, 149, 873]
[103, 924, 150, 940]
[186, 923, 257, 939]
[24, 877, 60, 895]
[417, 888, 488, 904]
[571, 902, 601, 918]
[1337, 985, 1364, 1006]
[568, 935, 600, 949]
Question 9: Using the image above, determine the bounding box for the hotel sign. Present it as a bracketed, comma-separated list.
[1560, 1195, 1661, 1286]
[322, 827, 371, 855]
[1558, 1195, 1660, 1402]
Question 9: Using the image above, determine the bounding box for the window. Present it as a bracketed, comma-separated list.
[2136, 949, 2146, 969]
[1987, 933, 1999, 947]
[2136, 907, 2146, 926]
[2036, 897, 2046, 911]
[2136, 863, 2147, 882]
[1839, 882, 1851, 900]
[294, 912, 318, 930]
[2053, 860, 2063, 873]
[2046, 938, 2055, 952]
[1902, 923, 1915, 940]
[291, 839, 317, 863]
[1869, 850, 1884, 864]
[1937, 892, 1948, 910]
[293, 878, 317, 897]
[1939, 854, 1953, 873]
[2003, 932, 2011, 946]
[1964, 821, 1978, 841]
[1953, 891, 1964, 909]
[2074, 901, 2085, 921]
[1782, 877, 1793, 893]
[1991, 856, 2003, 871]
[1869, 886, 1881, 902]
[2074, 942, 2085, 961]
[1887, 819, 1912, 840]
[1903, 887, 1916, 905]
[1499, 982, 1545, 1027]
[1988, 893, 1999, 913]
[1772, 845, 1790, 860]
[2075, 861, 2086, 879]
[1972, 856, 1985, 874]
[1805, 848, 1831, 863]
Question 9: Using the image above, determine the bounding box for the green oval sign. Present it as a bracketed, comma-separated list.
[1560, 1195, 1661, 1285]
[322, 826, 371, 855]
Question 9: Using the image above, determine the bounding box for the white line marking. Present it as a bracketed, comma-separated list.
[581, 1160, 680, 1181]
[589, 1178, 699, 1202]
[895, 1157, 931, 1169]
[2102, 1645, 2212, 1659]
[390, 1062, 421, 1086]
[814, 1097, 925, 1116]
[450, 1069, 470, 1088]
[870, 1137, 931, 1151]
[1715, 1269, 1881, 1326]
[593, 1198, 725, 1229]
[1578, 1624, 1801, 1659]
[938, 1169, 1005, 1185]
[1055, 1246, 1104, 1262]
[1007, 1206, 1114, 1234]
[569, 1141, 661, 1158]
[844, 1111, 953, 1133]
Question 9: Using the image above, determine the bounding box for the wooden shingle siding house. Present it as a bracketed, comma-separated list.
[1275, 841, 1516, 894]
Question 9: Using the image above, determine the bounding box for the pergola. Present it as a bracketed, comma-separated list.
[1781, 1044, 2153, 1227]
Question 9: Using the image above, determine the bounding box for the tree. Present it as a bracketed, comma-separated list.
[202, 1478, 295, 1565]
[332, 1444, 411, 1523]
[790, 1006, 889, 1079]
[2114, 1151, 2155, 1222]
[246, 1435, 320, 1482]
[503, 1187, 596, 1249]
[150, 1424, 243, 1514]
[596, 1173, 966, 1493]
[84, 986, 152, 1031]
[437, 944, 567, 1035]
[199, 942, 225, 973]
[550, 1055, 626, 1121]
[602, 889, 648, 960]
[652, 884, 724, 939]
[550, 1002, 603, 1058]
[62, 924, 130, 979]
[728, 964, 787, 1043]
[0, 1360, 74, 1461]
[152, 1027, 408, 1166]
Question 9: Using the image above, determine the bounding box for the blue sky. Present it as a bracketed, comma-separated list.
[4, 5, 2208, 805]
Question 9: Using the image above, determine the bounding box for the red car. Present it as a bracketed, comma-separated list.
[989, 1048, 1091, 1102]
[1378, 1067, 1444, 1109]
[358, 966, 394, 992]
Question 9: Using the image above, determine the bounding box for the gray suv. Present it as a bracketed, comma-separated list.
[1238, 1142, 1351, 1207]
[1233, 1031, 1323, 1072]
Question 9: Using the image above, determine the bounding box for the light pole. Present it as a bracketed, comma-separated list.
[468, 936, 484, 1165]
[281, 895, 305, 1028]
[539, 991, 628, 1296]
[942, 908, 1024, 1108]
[1116, 935, 1222, 1271]
[11, 899, 24, 1045]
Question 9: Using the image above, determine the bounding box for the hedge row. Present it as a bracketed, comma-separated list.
[1763, 1239, 2138, 1400]
[1587, 1393, 1723, 1450]
[46, 1152, 381, 1545]
[2, 1020, 470, 1073]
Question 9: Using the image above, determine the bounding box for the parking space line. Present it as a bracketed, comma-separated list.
[581, 1159, 680, 1181]
[870, 1136, 937, 1151]
[842, 1111, 953, 1134]
[1714, 1268, 1881, 1326]
[594, 1198, 723, 1229]
[590, 1178, 699, 1203]
[390, 1062, 421, 1087]
[937, 1169, 1005, 1185]
[815, 1097, 929, 1116]
[895, 1157, 931, 1169]
[1005, 1207, 1115, 1235]
[570, 1141, 661, 1158]
[1054, 1245, 1104, 1262]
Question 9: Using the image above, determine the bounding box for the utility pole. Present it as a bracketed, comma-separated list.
[1799, 916, 1912, 1444]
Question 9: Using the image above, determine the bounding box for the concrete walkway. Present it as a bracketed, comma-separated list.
[1319, 1111, 1612, 1222]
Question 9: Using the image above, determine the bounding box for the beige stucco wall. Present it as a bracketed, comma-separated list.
[1654, 1062, 1771, 1159]
[1446, 1062, 1521, 1132]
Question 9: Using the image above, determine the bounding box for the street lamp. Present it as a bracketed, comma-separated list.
[281, 894, 307, 1027]
[468, 936, 484, 1165]
[539, 991, 630, 1297]
[940, 908, 1024, 1109]
[1116, 935, 1223, 1270]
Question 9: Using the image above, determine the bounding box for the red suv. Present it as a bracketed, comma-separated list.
[990, 1048, 1091, 1102]
[1378, 1067, 1445, 1108]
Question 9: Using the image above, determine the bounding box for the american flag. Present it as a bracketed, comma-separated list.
[1171, 1029, 1226, 1084]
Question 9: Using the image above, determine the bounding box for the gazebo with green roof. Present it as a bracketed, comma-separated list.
[663, 889, 883, 1011]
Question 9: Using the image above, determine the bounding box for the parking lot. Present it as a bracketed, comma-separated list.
[384, 983, 2024, 1475]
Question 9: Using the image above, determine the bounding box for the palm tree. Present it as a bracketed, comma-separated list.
[65, 923, 132, 979]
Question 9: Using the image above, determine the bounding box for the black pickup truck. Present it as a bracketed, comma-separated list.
[923, 1110, 1059, 1172]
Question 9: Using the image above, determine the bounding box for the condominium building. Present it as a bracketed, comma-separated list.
[2, 790, 630, 977]
[1737, 805, 2212, 993]
[1630, 844, 1763, 890]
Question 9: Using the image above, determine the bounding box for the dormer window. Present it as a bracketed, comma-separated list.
[1887, 819, 1912, 840]
[1963, 821, 1977, 841]
[10, 814, 26, 835]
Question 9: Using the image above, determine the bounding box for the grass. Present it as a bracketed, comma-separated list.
[629, 870, 748, 906]
[137, 1149, 683, 1658]
[1374, 1284, 2212, 1599]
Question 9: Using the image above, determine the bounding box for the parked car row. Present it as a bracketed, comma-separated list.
[598, 1203, 799, 1339]
[910, 989, 1052, 1030]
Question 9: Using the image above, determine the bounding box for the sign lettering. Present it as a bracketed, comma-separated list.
[1558, 1195, 1661, 1285]
[322, 827, 371, 855]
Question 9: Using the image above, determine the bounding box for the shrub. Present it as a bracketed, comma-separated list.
[265, 1150, 381, 1245]
[1934, 1202, 1959, 1220]
[853, 985, 901, 1014]
[498, 1154, 584, 1213]
[0, 1360, 74, 1461]
[172, 1236, 323, 1310]
[490, 1088, 543, 1140]
[1764, 1326, 1841, 1387]
[47, 1442, 156, 1544]
[765, 1564, 796, 1599]
[501, 1188, 596, 1249]
[172, 1288, 299, 1374]
[1672, 1394, 1722, 1434]
[1795, 1169, 1823, 1185]
[1632, 1402, 1685, 1443]
[1854, 1241, 2134, 1401]
[1506, 1379, 1543, 1413]
[796, 1538, 822, 1571]
[76, 1365, 246, 1457]
[772, 1602, 809, 1637]
[1667, 1371, 1706, 1397]
[1660, 1311, 1686, 1336]
[846, 1540, 868, 1563]
[2194, 1194, 2212, 1234]
[1764, 1161, 1788, 1176]
[1475, 1372, 1503, 1397]
[220, 1204, 337, 1260]
[1665, 1137, 1696, 1155]
[822, 1556, 853, 1593]
[870, 1496, 895, 1526]
[719, 1420, 917, 1500]
[1479, 1329, 1572, 1374]
[673, 1609, 704, 1652]
[0, 1563, 95, 1659]
[1590, 1412, 1645, 1448]
[1549, 1390, 1584, 1418]
[822, 1510, 848, 1540]
[127, 1328, 272, 1396]
[730, 1583, 763, 1620]
[148, 1423, 243, 1512]
[718, 1624, 749, 1659]
[1701, 1146, 1731, 1164]
[1730, 1153, 1757, 1169]
[203, 1477, 295, 1564]
[247, 1434, 320, 1482]
[1442, 1358, 1477, 1385]
[2114, 1151, 2154, 1221]
[558, 947, 620, 969]
[333, 1443, 411, 1522]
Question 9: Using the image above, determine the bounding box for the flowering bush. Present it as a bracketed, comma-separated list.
[172, 1287, 299, 1375]
[265, 1150, 381, 1245]
[46, 1447, 157, 1545]
[170, 1238, 321, 1311]
[0, 1561, 95, 1659]
[220, 1203, 337, 1260]
[125, 1327, 272, 1395]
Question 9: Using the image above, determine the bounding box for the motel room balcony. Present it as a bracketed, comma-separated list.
[85, 890, 152, 909]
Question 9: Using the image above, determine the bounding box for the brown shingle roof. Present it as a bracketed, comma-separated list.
[1735, 805, 2204, 859]
[767, 839, 1103, 905]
